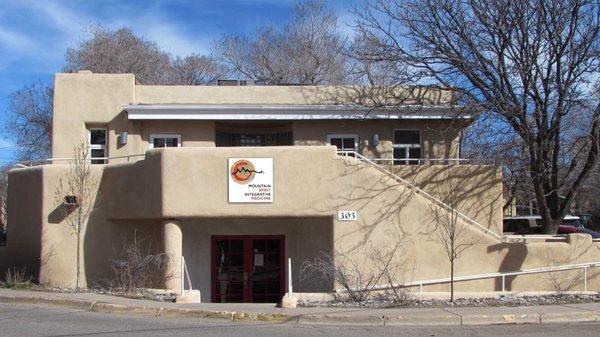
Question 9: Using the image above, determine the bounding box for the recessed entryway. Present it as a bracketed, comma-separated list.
[211, 235, 285, 303]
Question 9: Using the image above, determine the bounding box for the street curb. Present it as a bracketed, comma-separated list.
[0, 294, 599, 326]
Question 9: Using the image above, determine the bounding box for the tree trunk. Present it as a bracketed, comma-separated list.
[76, 231, 80, 290]
[450, 258, 454, 303]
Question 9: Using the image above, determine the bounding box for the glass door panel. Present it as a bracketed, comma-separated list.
[214, 239, 245, 303]
[212, 236, 284, 303]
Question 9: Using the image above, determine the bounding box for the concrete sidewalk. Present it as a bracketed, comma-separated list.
[0, 288, 599, 326]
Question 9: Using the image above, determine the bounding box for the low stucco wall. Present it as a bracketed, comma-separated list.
[4, 146, 600, 298]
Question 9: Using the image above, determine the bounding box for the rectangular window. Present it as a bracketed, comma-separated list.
[393, 130, 421, 165]
[149, 134, 181, 149]
[327, 134, 358, 156]
[88, 128, 107, 165]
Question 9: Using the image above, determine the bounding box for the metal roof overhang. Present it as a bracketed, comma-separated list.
[124, 104, 473, 120]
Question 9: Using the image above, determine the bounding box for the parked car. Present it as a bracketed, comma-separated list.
[503, 215, 582, 233]
[514, 225, 600, 238]
[573, 214, 592, 227]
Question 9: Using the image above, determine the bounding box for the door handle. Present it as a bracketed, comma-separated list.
[243, 272, 248, 289]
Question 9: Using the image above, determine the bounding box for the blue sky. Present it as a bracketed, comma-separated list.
[0, 0, 356, 162]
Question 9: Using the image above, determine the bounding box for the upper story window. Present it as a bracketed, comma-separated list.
[88, 128, 107, 165]
[393, 130, 421, 165]
[149, 134, 181, 149]
[327, 134, 358, 156]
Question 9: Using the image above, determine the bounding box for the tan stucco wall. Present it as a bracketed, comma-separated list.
[293, 120, 462, 159]
[51, 73, 462, 162]
[135, 85, 454, 105]
[52, 73, 136, 159]
[5, 146, 600, 298]
[391, 165, 504, 235]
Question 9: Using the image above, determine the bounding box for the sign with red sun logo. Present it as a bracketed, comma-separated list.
[228, 158, 273, 203]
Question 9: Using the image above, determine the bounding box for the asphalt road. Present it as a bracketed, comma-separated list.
[0, 302, 599, 337]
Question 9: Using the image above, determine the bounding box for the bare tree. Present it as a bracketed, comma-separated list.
[4, 82, 52, 161]
[66, 27, 225, 86]
[355, 0, 600, 233]
[461, 117, 534, 215]
[0, 166, 8, 238]
[427, 179, 478, 302]
[65, 27, 172, 84]
[214, 0, 349, 84]
[168, 54, 227, 85]
[54, 142, 100, 289]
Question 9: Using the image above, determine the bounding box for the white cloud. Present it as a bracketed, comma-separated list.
[22, 0, 91, 39]
[106, 7, 214, 57]
[0, 138, 16, 149]
[0, 27, 37, 51]
[143, 24, 211, 56]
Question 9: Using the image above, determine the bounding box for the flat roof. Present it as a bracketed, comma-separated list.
[124, 104, 473, 120]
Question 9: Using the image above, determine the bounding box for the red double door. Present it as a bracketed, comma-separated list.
[211, 235, 285, 303]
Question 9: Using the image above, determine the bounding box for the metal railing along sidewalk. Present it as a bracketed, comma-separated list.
[338, 261, 600, 293]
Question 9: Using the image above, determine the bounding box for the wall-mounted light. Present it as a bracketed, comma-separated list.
[64, 195, 80, 206]
[118, 131, 128, 145]
[371, 133, 380, 147]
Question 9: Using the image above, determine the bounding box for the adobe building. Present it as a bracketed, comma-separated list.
[3, 71, 600, 303]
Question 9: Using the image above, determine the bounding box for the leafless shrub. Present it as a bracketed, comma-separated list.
[300, 252, 378, 302]
[111, 231, 172, 292]
[2, 267, 32, 289]
[368, 238, 415, 304]
[544, 269, 585, 296]
[300, 235, 413, 305]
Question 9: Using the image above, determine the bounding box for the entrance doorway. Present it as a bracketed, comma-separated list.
[211, 235, 285, 303]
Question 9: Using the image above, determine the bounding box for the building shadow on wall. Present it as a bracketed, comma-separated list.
[486, 243, 527, 291]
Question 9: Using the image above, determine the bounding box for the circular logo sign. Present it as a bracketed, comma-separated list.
[230, 159, 258, 184]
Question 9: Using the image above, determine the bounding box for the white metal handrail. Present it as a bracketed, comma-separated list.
[15, 154, 146, 168]
[338, 261, 600, 293]
[363, 157, 496, 165]
[337, 150, 503, 240]
[180, 256, 193, 295]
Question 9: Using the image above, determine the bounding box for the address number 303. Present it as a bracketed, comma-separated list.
[337, 211, 358, 221]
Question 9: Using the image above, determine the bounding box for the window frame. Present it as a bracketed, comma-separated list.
[88, 127, 107, 164]
[326, 134, 359, 153]
[392, 129, 422, 165]
[149, 133, 182, 149]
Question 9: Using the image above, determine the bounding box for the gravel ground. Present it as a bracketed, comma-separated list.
[299, 293, 600, 308]
[31, 286, 178, 302]
[15, 286, 600, 308]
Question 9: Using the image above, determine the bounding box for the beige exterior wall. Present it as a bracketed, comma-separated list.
[390, 165, 504, 235]
[7, 72, 598, 301]
[52, 72, 136, 159]
[51, 72, 462, 161]
[135, 85, 455, 105]
[4, 146, 600, 298]
[293, 120, 462, 159]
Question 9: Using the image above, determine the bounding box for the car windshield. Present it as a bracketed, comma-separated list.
[503, 219, 531, 232]
[562, 219, 582, 227]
